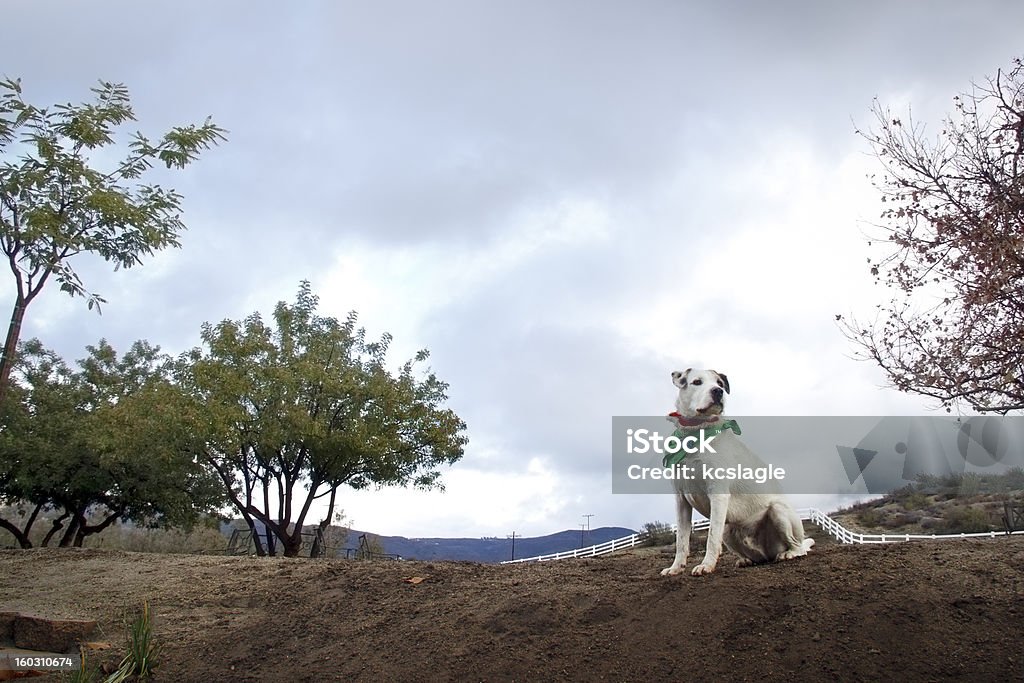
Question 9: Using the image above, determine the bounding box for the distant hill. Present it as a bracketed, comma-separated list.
[347, 527, 637, 563]
[221, 521, 636, 562]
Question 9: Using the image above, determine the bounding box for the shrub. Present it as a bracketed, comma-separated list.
[641, 521, 675, 547]
[943, 506, 992, 534]
[901, 491, 930, 511]
[856, 508, 883, 528]
[959, 473, 982, 497]
[83, 522, 227, 554]
[889, 512, 921, 528]
[915, 472, 964, 495]
[1003, 467, 1024, 491]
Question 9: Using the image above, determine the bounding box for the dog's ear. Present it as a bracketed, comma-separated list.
[714, 371, 730, 394]
[671, 368, 691, 388]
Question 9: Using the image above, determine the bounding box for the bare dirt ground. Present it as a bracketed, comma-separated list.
[2, 529, 1023, 682]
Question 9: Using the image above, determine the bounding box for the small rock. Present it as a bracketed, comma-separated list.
[0, 612, 17, 641]
[13, 614, 97, 653]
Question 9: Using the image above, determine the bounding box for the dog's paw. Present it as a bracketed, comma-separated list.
[775, 548, 806, 561]
[660, 565, 686, 576]
[734, 557, 753, 568]
[691, 563, 716, 576]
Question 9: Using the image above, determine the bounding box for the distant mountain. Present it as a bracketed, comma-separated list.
[348, 527, 637, 563]
[221, 521, 636, 563]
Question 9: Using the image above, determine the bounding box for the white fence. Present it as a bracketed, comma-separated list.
[803, 507, 1024, 544]
[501, 507, 1024, 564]
[501, 517, 713, 564]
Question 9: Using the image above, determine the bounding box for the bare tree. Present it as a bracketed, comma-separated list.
[841, 57, 1024, 413]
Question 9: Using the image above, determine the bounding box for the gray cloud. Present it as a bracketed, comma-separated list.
[4, 1, 1023, 535]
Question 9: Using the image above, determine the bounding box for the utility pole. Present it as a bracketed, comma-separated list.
[508, 531, 517, 561]
[583, 514, 594, 547]
[579, 523, 586, 548]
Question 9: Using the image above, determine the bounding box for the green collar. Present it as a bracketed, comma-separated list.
[662, 419, 742, 467]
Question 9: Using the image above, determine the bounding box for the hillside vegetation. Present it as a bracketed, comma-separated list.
[835, 470, 1024, 535]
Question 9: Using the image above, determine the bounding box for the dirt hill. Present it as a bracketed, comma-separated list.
[1, 531, 1022, 682]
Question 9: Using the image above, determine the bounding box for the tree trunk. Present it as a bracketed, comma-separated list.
[73, 507, 123, 547]
[310, 487, 337, 559]
[259, 473, 282, 556]
[265, 524, 277, 556]
[282, 527, 303, 558]
[41, 511, 70, 547]
[0, 500, 45, 548]
[0, 517, 31, 549]
[58, 513, 82, 547]
[21, 502, 42, 544]
[0, 294, 27, 407]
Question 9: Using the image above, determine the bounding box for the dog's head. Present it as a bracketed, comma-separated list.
[671, 368, 730, 417]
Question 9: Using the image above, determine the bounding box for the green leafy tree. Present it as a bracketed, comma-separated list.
[0, 78, 226, 405]
[177, 282, 467, 557]
[0, 339, 225, 548]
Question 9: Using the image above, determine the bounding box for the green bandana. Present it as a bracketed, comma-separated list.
[662, 419, 742, 467]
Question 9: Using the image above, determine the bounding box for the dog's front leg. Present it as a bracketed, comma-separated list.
[660, 494, 692, 576]
[692, 493, 730, 576]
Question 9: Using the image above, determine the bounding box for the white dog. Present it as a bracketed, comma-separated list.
[660, 368, 813, 577]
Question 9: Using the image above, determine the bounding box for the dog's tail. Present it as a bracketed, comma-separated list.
[802, 538, 815, 552]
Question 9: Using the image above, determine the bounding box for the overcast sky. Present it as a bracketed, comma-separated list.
[4, 1, 1023, 540]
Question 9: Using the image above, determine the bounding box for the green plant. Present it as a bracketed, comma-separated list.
[62, 649, 100, 683]
[958, 473, 982, 496]
[178, 282, 468, 557]
[641, 521, 675, 547]
[0, 78, 225, 406]
[107, 601, 160, 682]
[942, 506, 992, 534]
[1003, 467, 1024, 491]
[901, 491, 930, 511]
[0, 340, 226, 549]
[83, 520, 228, 554]
[856, 508, 883, 528]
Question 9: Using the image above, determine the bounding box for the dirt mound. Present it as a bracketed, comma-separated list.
[1, 534, 1022, 682]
